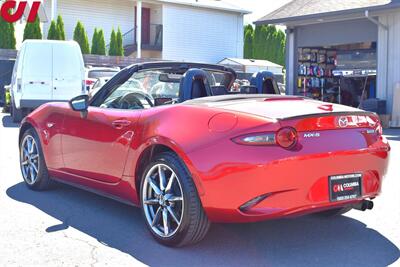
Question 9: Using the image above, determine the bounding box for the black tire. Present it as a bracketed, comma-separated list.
[140, 152, 210, 247]
[19, 128, 52, 191]
[314, 206, 352, 217]
[11, 99, 23, 123]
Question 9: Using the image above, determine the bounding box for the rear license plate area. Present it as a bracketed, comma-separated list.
[329, 174, 362, 202]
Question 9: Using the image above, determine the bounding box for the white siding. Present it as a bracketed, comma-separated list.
[43, 0, 135, 44]
[162, 4, 244, 63]
[378, 10, 400, 119]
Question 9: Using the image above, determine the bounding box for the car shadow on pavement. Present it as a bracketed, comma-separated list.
[2, 115, 19, 128]
[7, 182, 400, 267]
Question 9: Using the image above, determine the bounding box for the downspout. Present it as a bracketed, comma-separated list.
[365, 10, 389, 111]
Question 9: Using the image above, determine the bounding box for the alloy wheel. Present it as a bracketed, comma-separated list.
[20, 135, 40, 185]
[142, 164, 184, 238]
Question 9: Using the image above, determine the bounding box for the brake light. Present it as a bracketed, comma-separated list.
[276, 127, 298, 149]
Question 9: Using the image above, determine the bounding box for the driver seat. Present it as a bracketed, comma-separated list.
[179, 69, 213, 102]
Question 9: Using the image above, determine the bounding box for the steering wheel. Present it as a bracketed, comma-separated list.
[119, 91, 154, 110]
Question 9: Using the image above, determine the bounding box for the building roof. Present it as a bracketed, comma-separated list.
[256, 0, 400, 25]
[220, 58, 283, 68]
[155, 0, 251, 14]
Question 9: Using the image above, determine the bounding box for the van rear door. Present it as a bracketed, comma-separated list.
[21, 42, 53, 102]
[52, 43, 84, 101]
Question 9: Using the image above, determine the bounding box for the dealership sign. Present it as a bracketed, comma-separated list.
[1, 1, 41, 23]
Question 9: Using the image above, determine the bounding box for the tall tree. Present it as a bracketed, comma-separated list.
[243, 25, 253, 59]
[244, 24, 286, 67]
[97, 29, 106, 55]
[56, 15, 66, 40]
[8, 20, 16, 49]
[73, 21, 90, 54]
[23, 16, 42, 41]
[0, 11, 15, 49]
[47, 20, 61, 40]
[116, 27, 124, 56]
[91, 28, 99, 54]
[108, 28, 117, 56]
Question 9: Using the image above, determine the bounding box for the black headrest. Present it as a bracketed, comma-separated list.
[211, 86, 228, 96]
[240, 85, 258, 94]
[179, 69, 212, 102]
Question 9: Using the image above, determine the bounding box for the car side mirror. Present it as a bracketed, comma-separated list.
[69, 95, 89, 118]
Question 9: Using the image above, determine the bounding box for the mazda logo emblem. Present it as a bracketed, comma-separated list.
[338, 117, 349, 128]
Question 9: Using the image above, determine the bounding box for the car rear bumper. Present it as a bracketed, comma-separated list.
[189, 142, 390, 223]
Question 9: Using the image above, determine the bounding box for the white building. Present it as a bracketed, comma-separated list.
[27, 0, 249, 63]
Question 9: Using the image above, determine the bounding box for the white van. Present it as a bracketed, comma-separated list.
[10, 40, 85, 122]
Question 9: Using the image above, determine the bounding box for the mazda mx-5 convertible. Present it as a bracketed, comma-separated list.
[19, 62, 390, 247]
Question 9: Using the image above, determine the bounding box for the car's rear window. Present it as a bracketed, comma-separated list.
[88, 70, 118, 79]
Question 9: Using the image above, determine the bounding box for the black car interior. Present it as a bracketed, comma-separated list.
[91, 63, 280, 110]
[178, 69, 213, 102]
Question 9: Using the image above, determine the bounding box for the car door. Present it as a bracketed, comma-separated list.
[61, 106, 141, 184]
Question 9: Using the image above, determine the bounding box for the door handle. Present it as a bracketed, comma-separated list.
[112, 120, 131, 129]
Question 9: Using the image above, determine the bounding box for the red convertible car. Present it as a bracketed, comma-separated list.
[19, 62, 390, 247]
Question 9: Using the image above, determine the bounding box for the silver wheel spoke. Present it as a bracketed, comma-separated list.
[23, 148, 29, 157]
[31, 163, 38, 174]
[165, 173, 175, 193]
[152, 207, 162, 227]
[28, 138, 34, 154]
[148, 178, 162, 196]
[21, 160, 29, 166]
[31, 154, 39, 160]
[162, 208, 169, 236]
[158, 166, 166, 191]
[168, 196, 183, 202]
[167, 206, 179, 224]
[29, 166, 35, 182]
[144, 199, 159, 205]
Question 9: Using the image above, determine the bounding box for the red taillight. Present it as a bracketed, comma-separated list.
[86, 79, 95, 85]
[276, 127, 298, 149]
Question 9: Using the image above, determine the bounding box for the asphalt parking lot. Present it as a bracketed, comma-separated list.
[0, 112, 399, 267]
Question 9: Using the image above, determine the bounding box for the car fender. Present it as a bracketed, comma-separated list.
[124, 135, 206, 197]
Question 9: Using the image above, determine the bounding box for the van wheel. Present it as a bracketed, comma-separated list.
[11, 100, 23, 123]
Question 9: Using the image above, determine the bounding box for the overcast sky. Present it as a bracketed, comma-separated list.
[223, 0, 292, 25]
